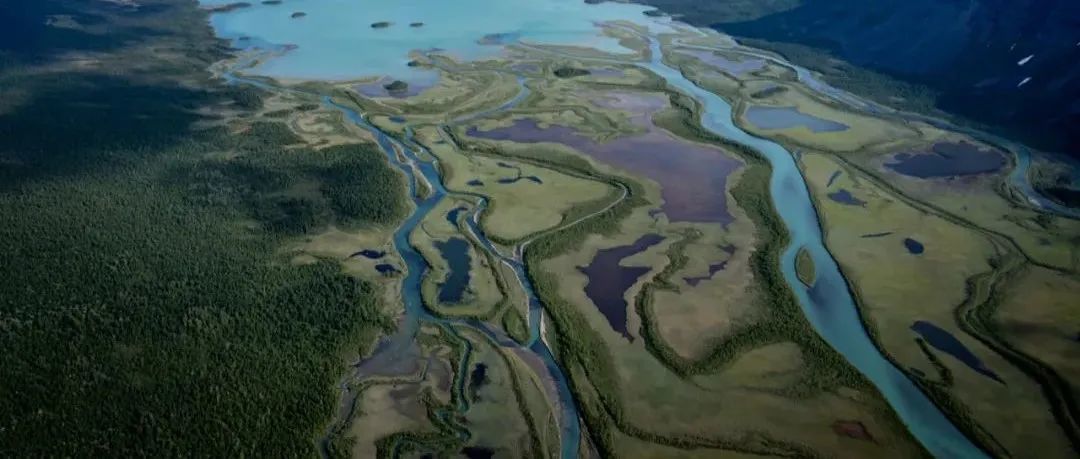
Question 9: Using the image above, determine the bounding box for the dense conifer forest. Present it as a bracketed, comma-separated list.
[0, 0, 403, 455]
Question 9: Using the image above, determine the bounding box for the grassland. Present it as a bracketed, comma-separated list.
[795, 246, 815, 286]
[799, 152, 1074, 456]
[996, 266, 1080, 399]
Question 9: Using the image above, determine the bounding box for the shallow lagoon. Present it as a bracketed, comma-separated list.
[200, 0, 670, 80]
[745, 106, 849, 133]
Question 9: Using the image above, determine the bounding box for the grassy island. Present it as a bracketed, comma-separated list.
[795, 247, 816, 286]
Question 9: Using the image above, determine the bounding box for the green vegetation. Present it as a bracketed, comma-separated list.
[553, 67, 591, 78]
[795, 246, 816, 286]
[0, 0, 405, 455]
[371, 21, 392, 28]
[384, 79, 409, 93]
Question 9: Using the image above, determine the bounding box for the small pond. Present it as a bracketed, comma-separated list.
[578, 234, 664, 340]
[828, 189, 866, 206]
[903, 238, 925, 254]
[745, 106, 849, 133]
[435, 238, 472, 304]
[885, 142, 1006, 178]
[911, 320, 1004, 383]
[446, 206, 467, 225]
[351, 249, 386, 259]
[375, 263, 399, 275]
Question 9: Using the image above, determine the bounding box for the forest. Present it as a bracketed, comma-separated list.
[0, 0, 403, 455]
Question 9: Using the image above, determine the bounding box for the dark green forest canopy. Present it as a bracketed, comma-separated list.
[0, 0, 403, 455]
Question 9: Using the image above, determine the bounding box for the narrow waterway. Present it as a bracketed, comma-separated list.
[323, 96, 584, 458]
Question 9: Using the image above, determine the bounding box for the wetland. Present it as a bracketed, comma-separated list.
[160, 0, 1080, 457]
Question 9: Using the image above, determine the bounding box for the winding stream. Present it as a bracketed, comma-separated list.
[324, 96, 584, 458]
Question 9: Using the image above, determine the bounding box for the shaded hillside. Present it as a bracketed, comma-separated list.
[633, 0, 1080, 155]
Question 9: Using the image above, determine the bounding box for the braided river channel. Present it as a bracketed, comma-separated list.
[195, 0, 1034, 457]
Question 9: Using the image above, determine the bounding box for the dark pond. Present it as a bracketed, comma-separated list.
[467, 179, 484, 186]
[375, 264, 399, 275]
[861, 231, 893, 238]
[911, 320, 1004, 383]
[435, 238, 471, 304]
[885, 142, 1006, 178]
[828, 189, 866, 206]
[745, 106, 849, 133]
[903, 238, 925, 254]
[467, 92, 740, 224]
[461, 447, 495, 459]
[351, 249, 386, 259]
[578, 234, 665, 340]
[389, 116, 406, 123]
[497, 175, 543, 184]
[827, 170, 842, 187]
[446, 206, 467, 225]
[468, 362, 489, 397]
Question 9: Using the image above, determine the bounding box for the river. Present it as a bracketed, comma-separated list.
[204, 1, 992, 456]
